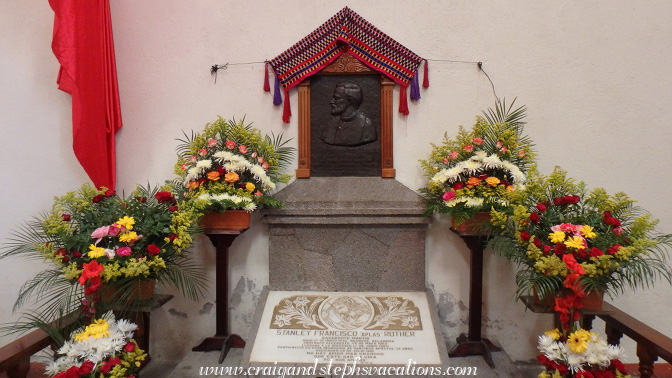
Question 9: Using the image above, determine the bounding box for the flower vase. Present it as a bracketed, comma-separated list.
[451, 212, 492, 234]
[101, 280, 156, 302]
[199, 210, 251, 231]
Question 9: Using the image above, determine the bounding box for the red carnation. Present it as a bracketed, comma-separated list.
[147, 244, 161, 256]
[590, 247, 604, 258]
[543, 245, 552, 255]
[554, 243, 566, 255]
[72, 250, 82, 258]
[611, 359, 627, 373]
[78, 360, 95, 375]
[536, 203, 547, 212]
[536, 354, 550, 366]
[136, 196, 147, 203]
[529, 212, 540, 224]
[54, 366, 80, 378]
[124, 342, 136, 352]
[594, 370, 616, 378]
[169, 205, 178, 212]
[576, 249, 589, 260]
[92, 194, 105, 203]
[553, 197, 565, 206]
[607, 244, 621, 255]
[453, 182, 464, 190]
[61, 213, 71, 221]
[168, 234, 178, 242]
[533, 238, 542, 248]
[603, 211, 622, 227]
[478, 173, 488, 180]
[520, 231, 531, 241]
[155, 191, 174, 203]
[576, 371, 594, 378]
[217, 166, 226, 175]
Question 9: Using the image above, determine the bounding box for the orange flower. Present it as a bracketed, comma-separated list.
[207, 171, 220, 181]
[466, 177, 481, 189]
[485, 177, 500, 187]
[507, 185, 515, 192]
[224, 172, 239, 183]
[188, 181, 200, 190]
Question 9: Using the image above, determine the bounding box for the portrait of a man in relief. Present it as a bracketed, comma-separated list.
[320, 81, 377, 147]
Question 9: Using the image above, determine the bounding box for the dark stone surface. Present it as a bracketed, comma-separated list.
[310, 75, 381, 177]
[264, 177, 429, 291]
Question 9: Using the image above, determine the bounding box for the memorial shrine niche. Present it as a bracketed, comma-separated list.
[310, 74, 381, 176]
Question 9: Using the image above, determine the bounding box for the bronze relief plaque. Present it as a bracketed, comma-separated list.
[310, 74, 381, 177]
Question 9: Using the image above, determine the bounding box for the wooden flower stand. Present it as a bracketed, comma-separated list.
[192, 211, 250, 363]
[448, 226, 501, 368]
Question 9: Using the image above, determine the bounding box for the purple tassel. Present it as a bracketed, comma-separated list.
[410, 69, 421, 101]
[273, 75, 283, 106]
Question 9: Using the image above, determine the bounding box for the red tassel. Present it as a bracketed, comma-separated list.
[423, 59, 429, 88]
[282, 89, 291, 123]
[263, 62, 270, 92]
[399, 85, 409, 116]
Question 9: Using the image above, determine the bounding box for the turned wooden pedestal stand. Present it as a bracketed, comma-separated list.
[192, 211, 250, 363]
[448, 227, 501, 368]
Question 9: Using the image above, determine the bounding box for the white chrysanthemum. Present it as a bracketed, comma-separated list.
[430, 169, 451, 184]
[472, 151, 488, 160]
[196, 159, 212, 169]
[249, 164, 275, 190]
[566, 351, 586, 372]
[116, 318, 138, 337]
[462, 159, 483, 174]
[606, 343, 626, 361]
[538, 334, 556, 350]
[244, 203, 257, 211]
[444, 166, 465, 182]
[482, 154, 503, 169]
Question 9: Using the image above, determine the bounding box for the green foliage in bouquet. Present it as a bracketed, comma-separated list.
[419, 99, 536, 223]
[490, 167, 672, 300]
[0, 183, 206, 337]
[173, 116, 294, 214]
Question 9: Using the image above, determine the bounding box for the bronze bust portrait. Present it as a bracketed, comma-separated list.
[320, 81, 377, 146]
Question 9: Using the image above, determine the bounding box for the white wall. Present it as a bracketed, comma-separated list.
[1, 0, 671, 364]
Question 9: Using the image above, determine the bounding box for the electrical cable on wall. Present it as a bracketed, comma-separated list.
[210, 59, 499, 101]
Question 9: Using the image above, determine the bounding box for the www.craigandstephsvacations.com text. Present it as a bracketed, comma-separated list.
[198, 359, 477, 377]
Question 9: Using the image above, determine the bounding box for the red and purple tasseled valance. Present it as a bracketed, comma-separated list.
[263, 7, 429, 123]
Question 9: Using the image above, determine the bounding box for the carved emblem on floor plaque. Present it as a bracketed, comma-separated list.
[249, 291, 443, 365]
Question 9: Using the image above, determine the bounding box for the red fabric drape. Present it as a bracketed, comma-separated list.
[50, 0, 122, 190]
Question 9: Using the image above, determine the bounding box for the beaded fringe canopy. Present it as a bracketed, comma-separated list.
[265, 7, 428, 123]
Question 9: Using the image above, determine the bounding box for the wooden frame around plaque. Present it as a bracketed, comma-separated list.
[295, 52, 395, 178]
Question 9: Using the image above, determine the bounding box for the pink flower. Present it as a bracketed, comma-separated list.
[198, 148, 208, 156]
[117, 246, 132, 257]
[189, 156, 197, 162]
[518, 150, 526, 158]
[442, 157, 449, 163]
[262, 162, 270, 170]
[472, 138, 484, 145]
[613, 226, 624, 236]
[442, 191, 456, 201]
[108, 225, 121, 236]
[207, 139, 218, 147]
[251, 151, 258, 158]
[448, 151, 459, 160]
[500, 146, 508, 153]
[181, 163, 188, 170]
[463, 144, 473, 153]
[91, 226, 110, 244]
[496, 141, 503, 148]
[225, 140, 236, 149]
[238, 145, 248, 154]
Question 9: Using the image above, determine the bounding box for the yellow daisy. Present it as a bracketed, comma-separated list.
[87, 244, 105, 258]
[74, 319, 110, 341]
[119, 231, 139, 243]
[544, 328, 561, 340]
[564, 236, 586, 250]
[548, 231, 566, 244]
[567, 329, 591, 353]
[116, 216, 135, 231]
[580, 225, 596, 239]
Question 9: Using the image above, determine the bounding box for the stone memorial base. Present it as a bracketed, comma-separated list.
[242, 288, 449, 378]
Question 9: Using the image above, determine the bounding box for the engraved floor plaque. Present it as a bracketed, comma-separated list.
[249, 291, 444, 365]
